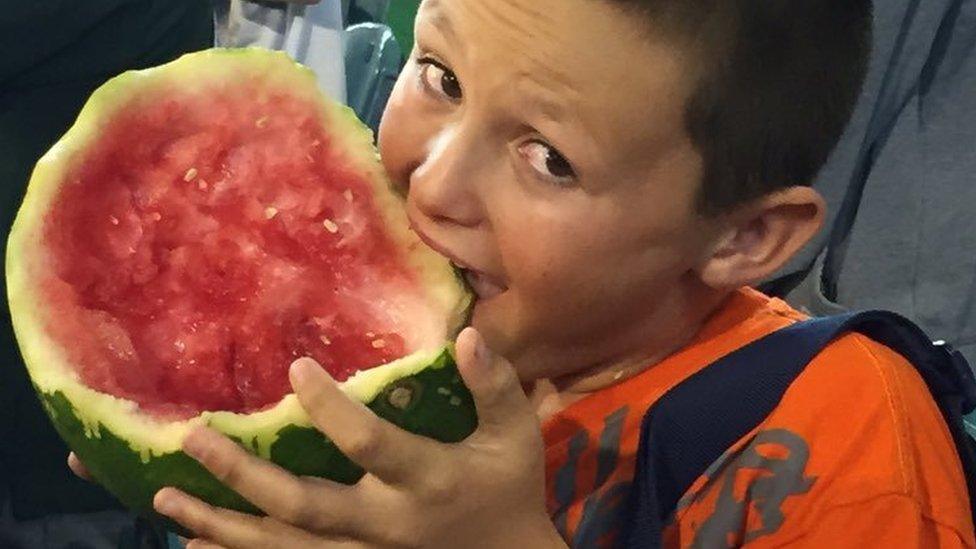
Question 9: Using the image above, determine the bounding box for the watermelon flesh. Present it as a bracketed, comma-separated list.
[40, 68, 443, 418]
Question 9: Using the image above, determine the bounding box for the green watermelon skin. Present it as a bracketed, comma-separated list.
[43, 350, 475, 519]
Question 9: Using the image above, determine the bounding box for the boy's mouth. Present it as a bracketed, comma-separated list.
[408, 220, 507, 300]
[454, 264, 506, 300]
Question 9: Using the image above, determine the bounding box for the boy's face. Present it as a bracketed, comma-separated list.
[379, 0, 724, 381]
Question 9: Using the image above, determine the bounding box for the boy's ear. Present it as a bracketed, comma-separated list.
[696, 186, 825, 290]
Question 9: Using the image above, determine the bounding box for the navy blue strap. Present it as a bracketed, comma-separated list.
[619, 311, 976, 548]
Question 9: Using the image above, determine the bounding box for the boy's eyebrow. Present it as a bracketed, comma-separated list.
[424, 2, 462, 50]
[520, 86, 575, 125]
[424, 0, 580, 125]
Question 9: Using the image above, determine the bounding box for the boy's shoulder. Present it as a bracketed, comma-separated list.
[721, 290, 966, 504]
[673, 290, 974, 547]
[776, 330, 965, 498]
[544, 289, 974, 547]
[703, 327, 975, 546]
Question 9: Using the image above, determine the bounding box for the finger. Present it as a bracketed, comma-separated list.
[188, 538, 364, 549]
[154, 488, 325, 549]
[290, 358, 444, 485]
[184, 540, 227, 549]
[67, 452, 91, 480]
[181, 427, 368, 532]
[454, 327, 534, 434]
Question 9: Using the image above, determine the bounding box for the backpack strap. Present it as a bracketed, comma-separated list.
[618, 311, 976, 548]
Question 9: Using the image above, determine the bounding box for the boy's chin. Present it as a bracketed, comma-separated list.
[464, 298, 535, 379]
[466, 298, 505, 347]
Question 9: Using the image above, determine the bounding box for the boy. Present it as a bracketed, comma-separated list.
[71, 0, 976, 546]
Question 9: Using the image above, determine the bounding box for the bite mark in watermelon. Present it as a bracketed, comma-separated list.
[7, 48, 475, 518]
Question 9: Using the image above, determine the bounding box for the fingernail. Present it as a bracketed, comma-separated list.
[182, 427, 212, 459]
[290, 359, 310, 385]
[289, 358, 317, 388]
[473, 330, 490, 364]
[154, 488, 181, 516]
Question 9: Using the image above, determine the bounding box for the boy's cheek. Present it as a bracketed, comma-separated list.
[377, 73, 415, 167]
[377, 109, 412, 190]
[378, 93, 435, 194]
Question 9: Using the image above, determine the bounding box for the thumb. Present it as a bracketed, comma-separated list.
[67, 452, 91, 481]
[454, 327, 533, 433]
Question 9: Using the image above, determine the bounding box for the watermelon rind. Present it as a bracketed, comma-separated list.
[41, 349, 475, 517]
[6, 48, 476, 518]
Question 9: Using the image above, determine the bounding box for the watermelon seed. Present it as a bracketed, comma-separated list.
[387, 386, 414, 410]
[319, 335, 332, 346]
[198, 179, 209, 191]
[151, 212, 162, 221]
[255, 116, 269, 128]
[264, 207, 279, 220]
[343, 189, 353, 202]
[183, 168, 198, 182]
[109, 215, 119, 225]
[613, 371, 624, 381]
[174, 340, 186, 352]
[323, 218, 339, 234]
[371, 338, 386, 349]
[366, 332, 375, 338]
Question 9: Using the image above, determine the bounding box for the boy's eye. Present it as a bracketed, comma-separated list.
[418, 58, 462, 101]
[518, 140, 577, 186]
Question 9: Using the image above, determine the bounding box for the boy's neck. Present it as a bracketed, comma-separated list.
[527, 287, 733, 422]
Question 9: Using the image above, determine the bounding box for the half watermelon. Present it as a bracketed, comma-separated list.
[6, 48, 474, 518]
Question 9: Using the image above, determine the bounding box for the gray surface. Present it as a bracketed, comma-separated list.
[781, 0, 976, 363]
[213, 0, 347, 101]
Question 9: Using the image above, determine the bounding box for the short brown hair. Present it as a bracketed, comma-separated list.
[611, 0, 873, 214]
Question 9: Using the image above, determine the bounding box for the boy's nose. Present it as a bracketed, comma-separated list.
[409, 125, 483, 228]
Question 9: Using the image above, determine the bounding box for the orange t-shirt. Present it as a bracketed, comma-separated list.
[543, 288, 974, 548]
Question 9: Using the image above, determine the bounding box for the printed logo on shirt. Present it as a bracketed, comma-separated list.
[680, 429, 817, 548]
[551, 406, 630, 548]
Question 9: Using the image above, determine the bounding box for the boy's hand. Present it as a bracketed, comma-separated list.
[153, 327, 566, 549]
